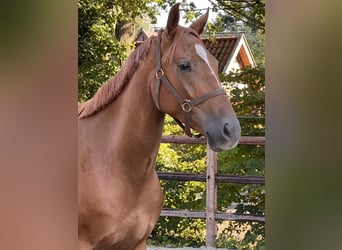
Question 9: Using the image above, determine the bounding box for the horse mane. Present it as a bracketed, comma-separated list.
[78, 27, 196, 118]
[78, 34, 158, 118]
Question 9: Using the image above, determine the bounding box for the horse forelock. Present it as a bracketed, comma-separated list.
[162, 26, 202, 64]
[78, 35, 158, 118]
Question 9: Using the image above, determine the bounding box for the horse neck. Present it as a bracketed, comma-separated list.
[102, 55, 165, 161]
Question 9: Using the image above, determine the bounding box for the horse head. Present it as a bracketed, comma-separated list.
[152, 3, 241, 152]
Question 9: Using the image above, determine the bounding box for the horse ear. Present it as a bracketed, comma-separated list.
[189, 8, 209, 35]
[166, 3, 181, 38]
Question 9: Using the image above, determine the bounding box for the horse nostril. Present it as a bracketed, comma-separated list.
[223, 123, 231, 138]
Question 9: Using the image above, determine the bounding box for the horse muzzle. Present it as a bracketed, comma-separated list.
[204, 117, 241, 152]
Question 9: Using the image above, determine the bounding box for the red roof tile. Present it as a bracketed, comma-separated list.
[202, 37, 238, 73]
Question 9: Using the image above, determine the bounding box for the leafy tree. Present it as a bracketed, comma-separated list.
[78, 0, 161, 102]
[150, 115, 208, 247]
[216, 65, 265, 249]
[163, 1, 264, 33]
[207, 0, 265, 33]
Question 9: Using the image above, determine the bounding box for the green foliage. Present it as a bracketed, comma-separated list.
[150, 218, 206, 247]
[217, 221, 265, 249]
[222, 65, 265, 122]
[175, 1, 265, 34]
[244, 28, 265, 66]
[150, 116, 207, 246]
[78, 0, 161, 102]
[208, 0, 265, 33]
[215, 64, 265, 248]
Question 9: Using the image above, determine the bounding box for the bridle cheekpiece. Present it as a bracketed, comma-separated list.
[154, 30, 227, 137]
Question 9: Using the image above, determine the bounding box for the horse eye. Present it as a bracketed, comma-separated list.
[178, 61, 192, 72]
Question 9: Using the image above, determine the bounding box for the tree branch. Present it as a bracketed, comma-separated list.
[208, 0, 264, 31]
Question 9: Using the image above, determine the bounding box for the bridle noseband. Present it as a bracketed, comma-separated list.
[154, 30, 227, 137]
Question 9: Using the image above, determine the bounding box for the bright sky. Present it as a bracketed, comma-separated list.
[156, 0, 216, 28]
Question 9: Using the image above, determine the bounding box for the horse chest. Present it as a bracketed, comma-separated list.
[82, 173, 163, 249]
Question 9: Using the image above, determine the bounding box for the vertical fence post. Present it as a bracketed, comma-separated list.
[206, 143, 217, 249]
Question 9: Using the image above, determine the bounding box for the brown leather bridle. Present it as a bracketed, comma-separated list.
[154, 30, 227, 137]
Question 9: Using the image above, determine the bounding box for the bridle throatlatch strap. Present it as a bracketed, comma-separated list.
[154, 30, 227, 137]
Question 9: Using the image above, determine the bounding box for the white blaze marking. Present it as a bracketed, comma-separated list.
[194, 44, 220, 86]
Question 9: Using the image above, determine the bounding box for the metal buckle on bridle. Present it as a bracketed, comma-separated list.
[181, 99, 193, 112]
[155, 69, 164, 80]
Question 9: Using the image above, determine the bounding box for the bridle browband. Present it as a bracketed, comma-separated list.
[154, 30, 227, 137]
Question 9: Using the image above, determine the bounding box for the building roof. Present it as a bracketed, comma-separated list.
[135, 29, 256, 73]
[202, 33, 256, 73]
[202, 36, 238, 73]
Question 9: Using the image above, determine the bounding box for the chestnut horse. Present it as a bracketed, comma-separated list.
[78, 3, 240, 250]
